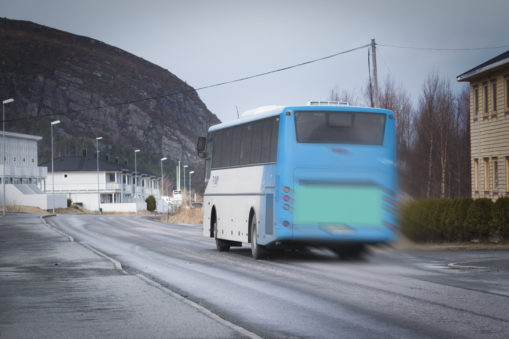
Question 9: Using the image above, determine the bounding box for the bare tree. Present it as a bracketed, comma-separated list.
[412, 73, 466, 199]
[328, 86, 358, 106]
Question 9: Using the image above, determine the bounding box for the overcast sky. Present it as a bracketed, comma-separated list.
[2, 0, 509, 123]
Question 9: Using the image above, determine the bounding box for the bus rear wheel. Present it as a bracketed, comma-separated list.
[331, 244, 366, 260]
[213, 220, 230, 252]
[250, 214, 266, 259]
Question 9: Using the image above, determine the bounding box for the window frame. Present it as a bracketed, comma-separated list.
[210, 116, 279, 170]
[484, 85, 489, 114]
[483, 158, 490, 193]
[474, 159, 479, 192]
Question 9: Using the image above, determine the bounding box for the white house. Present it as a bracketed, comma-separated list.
[0, 131, 66, 210]
[41, 154, 161, 212]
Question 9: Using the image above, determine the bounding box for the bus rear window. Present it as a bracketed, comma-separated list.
[294, 111, 386, 145]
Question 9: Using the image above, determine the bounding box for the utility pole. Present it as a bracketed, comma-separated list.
[371, 38, 379, 108]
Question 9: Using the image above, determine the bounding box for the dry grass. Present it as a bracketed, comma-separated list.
[0, 205, 50, 215]
[0, 204, 94, 215]
[161, 207, 203, 225]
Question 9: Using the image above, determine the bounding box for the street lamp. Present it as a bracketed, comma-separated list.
[96, 137, 102, 214]
[189, 170, 194, 206]
[160, 157, 167, 197]
[2, 98, 14, 216]
[134, 149, 140, 215]
[183, 164, 188, 205]
[51, 120, 61, 214]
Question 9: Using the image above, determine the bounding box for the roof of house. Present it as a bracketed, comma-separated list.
[3, 131, 42, 141]
[40, 156, 157, 177]
[457, 50, 509, 82]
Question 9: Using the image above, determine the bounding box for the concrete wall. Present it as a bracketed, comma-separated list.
[100, 201, 146, 213]
[3, 184, 66, 210]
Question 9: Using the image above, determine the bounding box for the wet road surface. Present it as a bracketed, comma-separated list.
[45, 214, 509, 338]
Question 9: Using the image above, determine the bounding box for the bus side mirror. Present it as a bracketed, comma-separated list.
[196, 137, 206, 158]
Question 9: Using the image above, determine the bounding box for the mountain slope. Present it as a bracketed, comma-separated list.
[0, 18, 219, 187]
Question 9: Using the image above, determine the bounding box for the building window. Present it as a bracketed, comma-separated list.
[474, 159, 479, 191]
[493, 82, 497, 112]
[106, 173, 115, 182]
[475, 88, 479, 116]
[493, 158, 498, 190]
[484, 85, 489, 114]
[506, 78, 509, 110]
[483, 158, 490, 192]
[506, 157, 509, 193]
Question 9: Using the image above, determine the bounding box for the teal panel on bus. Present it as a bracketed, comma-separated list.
[293, 185, 382, 225]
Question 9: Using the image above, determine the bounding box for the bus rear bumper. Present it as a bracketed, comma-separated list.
[269, 224, 398, 246]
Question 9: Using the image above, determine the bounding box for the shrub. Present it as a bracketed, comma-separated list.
[67, 198, 72, 208]
[491, 197, 509, 240]
[145, 195, 156, 212]
[463, 198, 494, 241]
[400, 199, 433, 242]
[442, 198, 473, 241]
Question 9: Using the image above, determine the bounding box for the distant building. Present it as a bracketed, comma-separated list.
[457, 50, 509, 200]
[40, 155, 161, 212]
[0, 131, 66, 209]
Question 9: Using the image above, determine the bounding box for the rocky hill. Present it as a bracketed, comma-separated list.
[0, 18, 219, 189]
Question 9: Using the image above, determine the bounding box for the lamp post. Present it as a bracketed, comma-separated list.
[96, 137, 102, 214]
[183, 164, 188, 205]
[160, 157, 167, 197]
[134, 149, 140, 215]
[2, 98, 14, 216]
[189, 170, 194, 206]
[50, 120, 61, 214]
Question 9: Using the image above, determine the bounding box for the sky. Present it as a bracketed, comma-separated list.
[2, 0, 509, 123]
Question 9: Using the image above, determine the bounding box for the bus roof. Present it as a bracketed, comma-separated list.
[208, 105, 393, 132]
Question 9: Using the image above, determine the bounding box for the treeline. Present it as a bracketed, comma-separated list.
[330, 73, 470, 199]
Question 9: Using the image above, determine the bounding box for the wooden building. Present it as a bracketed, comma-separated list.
[457, 50, 509, 200]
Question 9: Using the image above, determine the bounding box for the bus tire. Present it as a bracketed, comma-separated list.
[213, 220, 230, 252]
[250, 214, 266, 259]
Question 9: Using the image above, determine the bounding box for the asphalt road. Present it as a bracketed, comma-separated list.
[0, 214, 246, 339]
[41, 214, 509, 338]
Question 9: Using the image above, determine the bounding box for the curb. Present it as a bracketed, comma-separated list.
[136, 273, 261, 339]
[39, 214, 260, 338]
[41, 215, 122, 271]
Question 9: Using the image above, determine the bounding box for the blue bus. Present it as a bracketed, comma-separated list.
[196, 103, 398, 259]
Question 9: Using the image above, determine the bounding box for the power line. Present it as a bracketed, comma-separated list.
[378, 42, 509, 51]
[4, 43, 370, 123]
[194, 43, 370, 91]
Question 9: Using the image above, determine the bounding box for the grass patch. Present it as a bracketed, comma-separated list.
[161, 207, 203, 225]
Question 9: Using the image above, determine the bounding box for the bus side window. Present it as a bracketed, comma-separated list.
[261, 118, 273, 163]
[231, 126, 242, 167]
[223, 128, 233, 167]
[211, 131, 221, 168]
[250, 120, 263, 164]
[240, 124, 252, 165]
[269, 117, 279, 162]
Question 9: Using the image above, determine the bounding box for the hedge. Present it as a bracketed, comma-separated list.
[400, 197, 509, 243]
